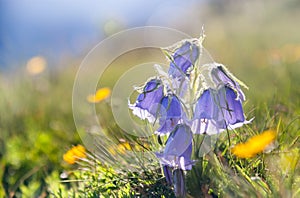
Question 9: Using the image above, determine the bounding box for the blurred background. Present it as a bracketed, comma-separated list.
[1, 0, 299, 70]
[0, 0, 300, 196]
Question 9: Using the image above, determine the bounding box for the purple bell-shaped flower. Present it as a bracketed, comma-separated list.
[201, 63, 247, 101]
[155, 95, 184, 135]
[167, 40, 200, 78]
[156, 124, 194, 170]
[129, 78, 164, 123]
[210, 63, 246, 101]
[192, 86, 250, 135]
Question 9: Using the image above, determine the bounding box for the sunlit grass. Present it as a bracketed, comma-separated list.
[1, 49, 300, 197]
[1, 1, 300, 196]
[1, 47, 299, 197]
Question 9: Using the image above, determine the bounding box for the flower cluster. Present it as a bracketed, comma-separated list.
[129, 37, 250, 196]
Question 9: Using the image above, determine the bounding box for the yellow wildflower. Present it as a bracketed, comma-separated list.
[231, 130, 277, 158]
[87, 87, 111, 103]
[26, 56, 47, 75]
[134, 143, 150, 151]
[71, 145, 87, 158]
[117, 142, 132, 154]
[63, 150, 76, 164]
[120, 142, 131, 150]
[108, 142, 132, 156]
[108, 141, 151, 156]
[63, 145, 87, 164]
[108, 147, 117, 156]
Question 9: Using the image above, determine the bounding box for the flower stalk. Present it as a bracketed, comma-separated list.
[129, 34, 250, 196]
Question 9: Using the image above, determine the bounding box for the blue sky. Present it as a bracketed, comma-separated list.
[0, 0, 202, 68]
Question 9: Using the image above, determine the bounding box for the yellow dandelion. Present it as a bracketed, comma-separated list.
[26, 56, 47, 75]
[87, 87, 111, 103]
[63, 150, 77, 164]
[63, 145, 87, 164]
[231, 130, 277, 158]
[71, 145, 87, 158]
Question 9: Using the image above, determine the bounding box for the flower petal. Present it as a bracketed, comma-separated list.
[211, 65, 246, 101]
[155, 95, 183, 134]
[129, 79, 164, 122]
[156, 125, 194, 170]
[192, 86, 250, 134]
[167, 40, 200, 78]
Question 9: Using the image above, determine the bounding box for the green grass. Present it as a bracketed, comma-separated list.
[1, 47, 299, 197]
[1, 1, 300, 197]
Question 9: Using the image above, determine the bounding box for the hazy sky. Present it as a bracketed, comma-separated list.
[0, 0, 202, 68]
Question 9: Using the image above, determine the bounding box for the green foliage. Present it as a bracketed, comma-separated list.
[1, 1, 300, 197]
[185, 98, 300, 197]
[0, 68, 79, 196]
[47, 161, 175, 197]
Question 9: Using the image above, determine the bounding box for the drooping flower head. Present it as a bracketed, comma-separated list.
[159, 39, 203, 106]
[155, 94, 184, 135]
[129, 78, 164, 123]
[164, 39, 200, 79]
[156, 124, 194, 170]
[156, 124, 194, 197]
[192, 86, 250, 135]
[199, 63, 248, 101]
[130, 78, 186, 135]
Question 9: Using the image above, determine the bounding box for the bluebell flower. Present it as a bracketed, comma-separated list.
[201, 63, 247, 101]
[155, 95, 183, 135]
[192, 86, 250, 135]
[128, 36, 251, 197]
[166, 40, 200, 78]
[129, 78, 164, 123]
[156, 124, 194, 170]
[211, 64, 247, 100]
